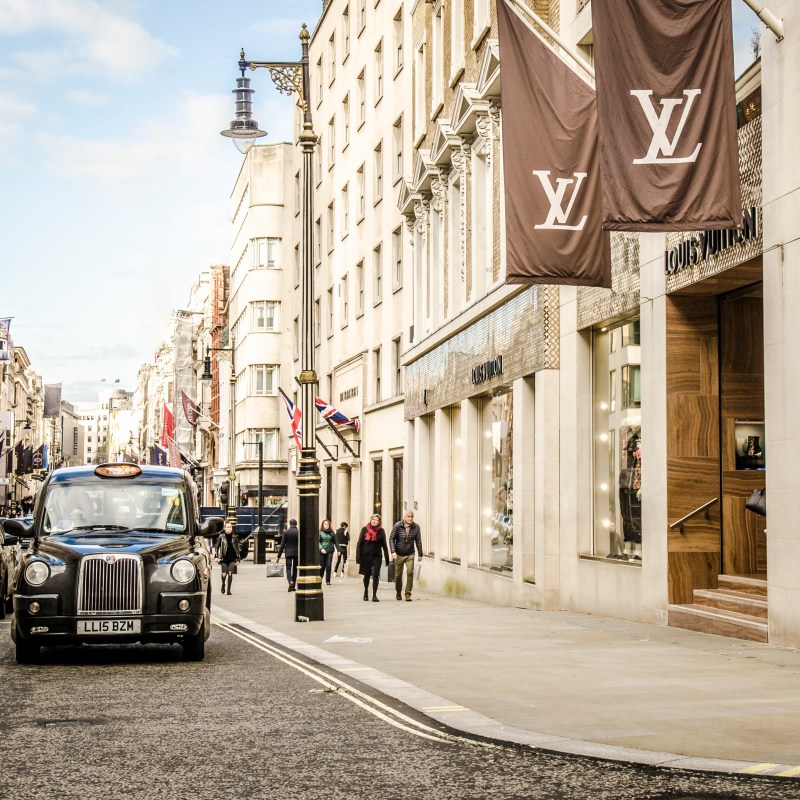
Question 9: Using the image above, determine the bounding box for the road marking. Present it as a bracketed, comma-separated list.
[776, 765, 800, 777]
[738, 763, 780, 774]
[213, 617, 496, 749]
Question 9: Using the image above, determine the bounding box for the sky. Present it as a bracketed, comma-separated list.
[0, 0, 761, 403]
[0, 0, 322, 402]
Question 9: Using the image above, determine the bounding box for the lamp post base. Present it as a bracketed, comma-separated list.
[295, 452, 324, 621]
[295, 565, 324, 621]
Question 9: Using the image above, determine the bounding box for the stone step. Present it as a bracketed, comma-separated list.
[693, 588, 768, 619]
[717, 574, 767, 596]
[667, 603, 769, 643]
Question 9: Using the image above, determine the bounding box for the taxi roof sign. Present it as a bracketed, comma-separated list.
[94, 464, 143, 478]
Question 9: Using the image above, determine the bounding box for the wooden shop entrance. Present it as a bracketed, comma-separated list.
[665, 260, 768, 641]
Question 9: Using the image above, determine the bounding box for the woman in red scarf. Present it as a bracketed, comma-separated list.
[355, 513, 389, 602]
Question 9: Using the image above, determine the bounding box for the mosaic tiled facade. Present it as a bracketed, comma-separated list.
[665, 117, 763, 292]
[576, 233, 641, 330]
[404, 285, 559, 420]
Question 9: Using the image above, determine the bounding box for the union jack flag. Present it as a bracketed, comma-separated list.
[279, 390, 303, 451]
[315, 397, 360, 433]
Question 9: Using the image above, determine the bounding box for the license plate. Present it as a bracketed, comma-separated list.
[77, 619, 141, 635]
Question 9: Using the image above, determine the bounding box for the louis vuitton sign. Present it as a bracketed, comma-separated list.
[471, 356, 504, 385]
[664, 207, 758, 276]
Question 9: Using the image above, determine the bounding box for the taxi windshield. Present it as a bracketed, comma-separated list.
[42, 480, 189, 534]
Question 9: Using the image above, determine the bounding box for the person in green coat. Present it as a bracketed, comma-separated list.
[319, 518, 340, 586]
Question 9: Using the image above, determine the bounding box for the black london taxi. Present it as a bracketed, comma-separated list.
[4, 463, 224, 664]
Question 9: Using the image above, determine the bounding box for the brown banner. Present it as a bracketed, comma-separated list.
[181, 389, 199, 427]
[497, 0, 610, 287]
[592, 0, 741, 231]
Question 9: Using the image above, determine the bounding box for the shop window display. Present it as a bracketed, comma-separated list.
[592, 318, 642, 561]
[480, 391, 513, 571]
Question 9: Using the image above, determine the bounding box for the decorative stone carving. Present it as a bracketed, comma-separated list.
[413, 199, 430, 235]
[431, 174, 447, 214]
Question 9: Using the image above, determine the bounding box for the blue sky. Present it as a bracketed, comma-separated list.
[0, 0, 321, 401]
[0, 0, 761, 403]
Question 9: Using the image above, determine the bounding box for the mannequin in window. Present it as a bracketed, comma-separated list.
[618, 429, 642, 560]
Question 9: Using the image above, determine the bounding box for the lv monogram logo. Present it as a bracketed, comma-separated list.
[532, 171, 588, 231]
[630, 89, 703, 164]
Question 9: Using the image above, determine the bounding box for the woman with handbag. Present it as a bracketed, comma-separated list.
[355, 513, 389, 602]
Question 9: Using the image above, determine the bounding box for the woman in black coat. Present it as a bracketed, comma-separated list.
[355, 513, 389, 602]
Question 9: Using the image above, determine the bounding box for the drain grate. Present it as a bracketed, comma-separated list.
[37, 719, 102, 728]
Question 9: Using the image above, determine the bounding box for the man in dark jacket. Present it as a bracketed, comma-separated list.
[389, 511, 423, 601]
[276, 519, 299, 592]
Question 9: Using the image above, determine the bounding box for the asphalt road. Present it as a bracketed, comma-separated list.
[0, 618, 796, 800]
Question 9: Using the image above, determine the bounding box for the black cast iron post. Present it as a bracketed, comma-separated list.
[222, 25, 323, 620]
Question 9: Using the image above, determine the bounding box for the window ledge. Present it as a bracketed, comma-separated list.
[467, 564, 513, 578]
[579, 554, 643, 567]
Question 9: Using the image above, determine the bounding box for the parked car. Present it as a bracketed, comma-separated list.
[0, 519, 22, 619]
[4, 463, 223, 664]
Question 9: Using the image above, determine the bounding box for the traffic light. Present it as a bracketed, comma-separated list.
[241, 492, 249, 505]
[218, 482, 229, 508]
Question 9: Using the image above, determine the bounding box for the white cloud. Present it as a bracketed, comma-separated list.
[0, 89, 35, 135]
[64, 88, 109, 107]
[0, 0, 177, 80]
[37, 90, 235, 185]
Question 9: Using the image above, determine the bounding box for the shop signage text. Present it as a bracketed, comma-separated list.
[664, 207, 758, 276]
[471, 355, 504, 385]
[339, 386, 359, 402]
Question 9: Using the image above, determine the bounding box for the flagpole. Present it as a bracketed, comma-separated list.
[741, 0, 784, 42]
[506, 0, 595, 80]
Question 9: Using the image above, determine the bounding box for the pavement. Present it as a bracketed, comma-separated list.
[212, 560, 800, 780]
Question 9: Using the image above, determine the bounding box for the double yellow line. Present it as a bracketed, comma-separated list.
[213, 618, 497, 749]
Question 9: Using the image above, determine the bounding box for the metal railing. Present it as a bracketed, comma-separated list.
[669, 498, 718, 535]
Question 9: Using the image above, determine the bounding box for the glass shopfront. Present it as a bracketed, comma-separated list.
[449, 403, 462, 562]
[592, 318, 642, 561]
[480, 391, 513, 571]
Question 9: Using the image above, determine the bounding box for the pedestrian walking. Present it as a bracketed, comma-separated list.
[389, 510, 423, 601]
[276, 518, 299, 592]
[319, 519, 339, 585]
[355, 513, 389, 602]
[214, 519, 241, 595]
[334, 521, 350, 577]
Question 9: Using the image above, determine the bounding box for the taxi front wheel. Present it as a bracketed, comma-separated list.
[15, 626, 40, 664]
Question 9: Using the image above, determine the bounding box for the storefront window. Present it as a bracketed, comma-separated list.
[449, 404, 461, 562]
[480, 391, 513, 571]
[592, 317, 642, 561]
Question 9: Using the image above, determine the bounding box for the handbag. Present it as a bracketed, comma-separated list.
[745, 488, 766, 517]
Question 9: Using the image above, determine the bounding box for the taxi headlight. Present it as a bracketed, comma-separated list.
[171, 560, 196, 584]
[25, 561, 50, 586]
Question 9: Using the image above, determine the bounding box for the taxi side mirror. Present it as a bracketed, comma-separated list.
[2, 535, 19, 546]
[3, 519, 31, 538]
[199, 517, 224, 538]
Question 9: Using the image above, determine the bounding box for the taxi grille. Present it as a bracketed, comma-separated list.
[77, 554, 143, 615]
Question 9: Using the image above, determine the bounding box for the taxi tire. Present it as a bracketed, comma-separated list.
[182, 609, 209, 661]
[182, 630, 204, 661]
[15, 627, 40, 665]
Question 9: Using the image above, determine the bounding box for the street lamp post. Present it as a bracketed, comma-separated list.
[243, 439, 267, 563]
[220, 25, 323, 621]
[201, 340, 237, 527]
